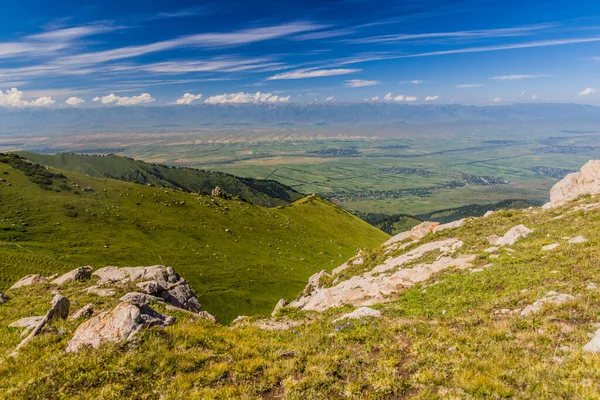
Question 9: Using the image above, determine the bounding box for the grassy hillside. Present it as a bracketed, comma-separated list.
[354, 211, 422, 235]
[19, 152, 304, 208]
[417, 198, 540, 223]
[2, 190, 600, 397]
[0, 153, 388, 322]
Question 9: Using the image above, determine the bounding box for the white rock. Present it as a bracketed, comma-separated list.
[545, 160, 600, 208]
[484, 211, 495, 217]
[333, 307, 381, 322]
[583, 329, 600, 353]
[495, 225, 533, 247]
[485, 246, 499, 253]
[521, 291, 575, 316]
[433, 219, 467, 233]
[569, 236, 588, 244]
[542, 243, 560, 252]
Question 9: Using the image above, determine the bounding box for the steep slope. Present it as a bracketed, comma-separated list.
[19, 152, 304, 208]
[0, 154, 388, 322]
[2, 161, 600, 398]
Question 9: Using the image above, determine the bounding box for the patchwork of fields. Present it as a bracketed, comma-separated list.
[4, 121, 600, 215]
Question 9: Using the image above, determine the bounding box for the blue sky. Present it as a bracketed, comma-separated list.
[1, 0, 600, 107]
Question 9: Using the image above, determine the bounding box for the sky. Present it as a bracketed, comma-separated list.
[1, 0, 600, 108]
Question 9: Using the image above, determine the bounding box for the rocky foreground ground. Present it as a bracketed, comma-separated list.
[1, 160, 600, 398]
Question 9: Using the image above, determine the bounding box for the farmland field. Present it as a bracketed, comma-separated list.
[4, 120, 600, 215]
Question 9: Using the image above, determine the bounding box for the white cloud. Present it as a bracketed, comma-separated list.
[95, 93, 155, 106]
[492, 97, 502, 103]
[532, 94, 538, 100]
[384, 92, 393, 101]
[579, 88, 596, 96]
[268, 68, 360, 80]
[400, 80, 422, 84]
[65, 97, 85, 106]
[456, 84, 483, 88]
[205, 91, 290, 104]
[518, 90, 526, 98]
[425, 95, 439, 101]
[367, 96, 379, 101]
[0, 87, 55, 108]
[405, 96, 417, 102]
[175, 93, 202, 105]
[491, 74, 550, 80]
[394, 95, 405, 101]
[325, 96, 335, 102]
[344, 79, 379, 87]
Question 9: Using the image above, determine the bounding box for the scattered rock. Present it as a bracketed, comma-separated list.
[488, 235, 500, 245]
[66, 302, 175, 353]
[484, 211, 495, 217]
[211, 186, 223, 197]
[569, 236, 588, 244]
[542, 243, 560, 252]
[587, 283, 597, 290]
[433, 219, 467, 233]
[521, 291, 575, 316]
[485, 246, 499, 253]
[85, 286, 117, 297]
[51, 266, 93, 286]
[9, 274, 48, 290]
[136, 280, 160, 294]
[333, 307, 381, 322]
[0, 292, 8, 304]
[495, 225, 533, 247]
[10, 294, 70, 356]
[583, 329, 600, 353]
[253, 319, 307, 331]
[9, 316, 45, 336]
[544, 160, 600, 208]
[271, 299, 288, 317]
[70, 304, 94, 320]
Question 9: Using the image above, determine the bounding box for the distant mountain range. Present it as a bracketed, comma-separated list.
[3, 103, 600, 134]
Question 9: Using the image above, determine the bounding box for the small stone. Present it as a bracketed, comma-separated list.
[521, 291, 575, 316]
[542, 243, 560, 252]
[583, 329, 600, 353]
[333, 307, 381, 322]
[587, 283, 597, 290]
[70, 304, 94, 320]
[569, 236, 588, 244]
[485, 246, 499, 253]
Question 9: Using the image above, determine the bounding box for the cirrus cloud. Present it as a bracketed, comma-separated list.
[344, 79, 380, 87]
[425, 95, 439, 101]
[268, 68, 360, 80]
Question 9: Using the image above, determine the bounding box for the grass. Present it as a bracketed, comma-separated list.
[2, 195, 600, 398]
[0, 155, 388, 322]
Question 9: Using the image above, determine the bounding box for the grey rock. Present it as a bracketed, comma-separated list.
[569, 236, 588, 244]
[9, 316, 45, 336]
[583, 329, 600, 353]
[521, 291, 575, 316]
[334, 307, 381, 322]
[9, 274, 48, 290]
[51, 266, 93, 286]
[542, 243, 560, 252]
[135, 280, 163, 294]
[495, 225, 533, 247]
[66, 302, 175, 353]
[0, 292, 8, 304]
[160, 282, 201, 313]
[271, 299, 288, 317]
[120, 292, 164, 306]
[545, 160, 600, 208]
[70, 304, 94, 320]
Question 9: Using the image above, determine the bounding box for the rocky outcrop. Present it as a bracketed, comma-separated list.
[291, 239, 475, 312]
[51, 266, 93, 286]
[583, 329, 600, 353]
[271, 299, 288, 317]
[383, 221, 439, 246]
[495, 225, 533, 246]
[544, 160, 600, 208]
[93, 265, 201, 313]
[66, 302, 175, 353]
[521, 291, 575, 316]
[433, 218, 467, 233]
[9, 274, 49, 290]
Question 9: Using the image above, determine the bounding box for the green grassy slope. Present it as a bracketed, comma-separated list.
[19, 152, 304, 208]
[2, 194, 600, 398]
[0, 154, 388, 322]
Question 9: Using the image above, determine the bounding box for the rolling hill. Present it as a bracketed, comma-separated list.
[0, 153, 388, 322]
[19, 152, 304, 208]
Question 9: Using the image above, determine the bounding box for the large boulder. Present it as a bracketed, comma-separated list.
[545, 160, 600, 208]
[9, 274, 49, 290]
[66, 302, 175, 353]
[51, 266, 93, 286]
